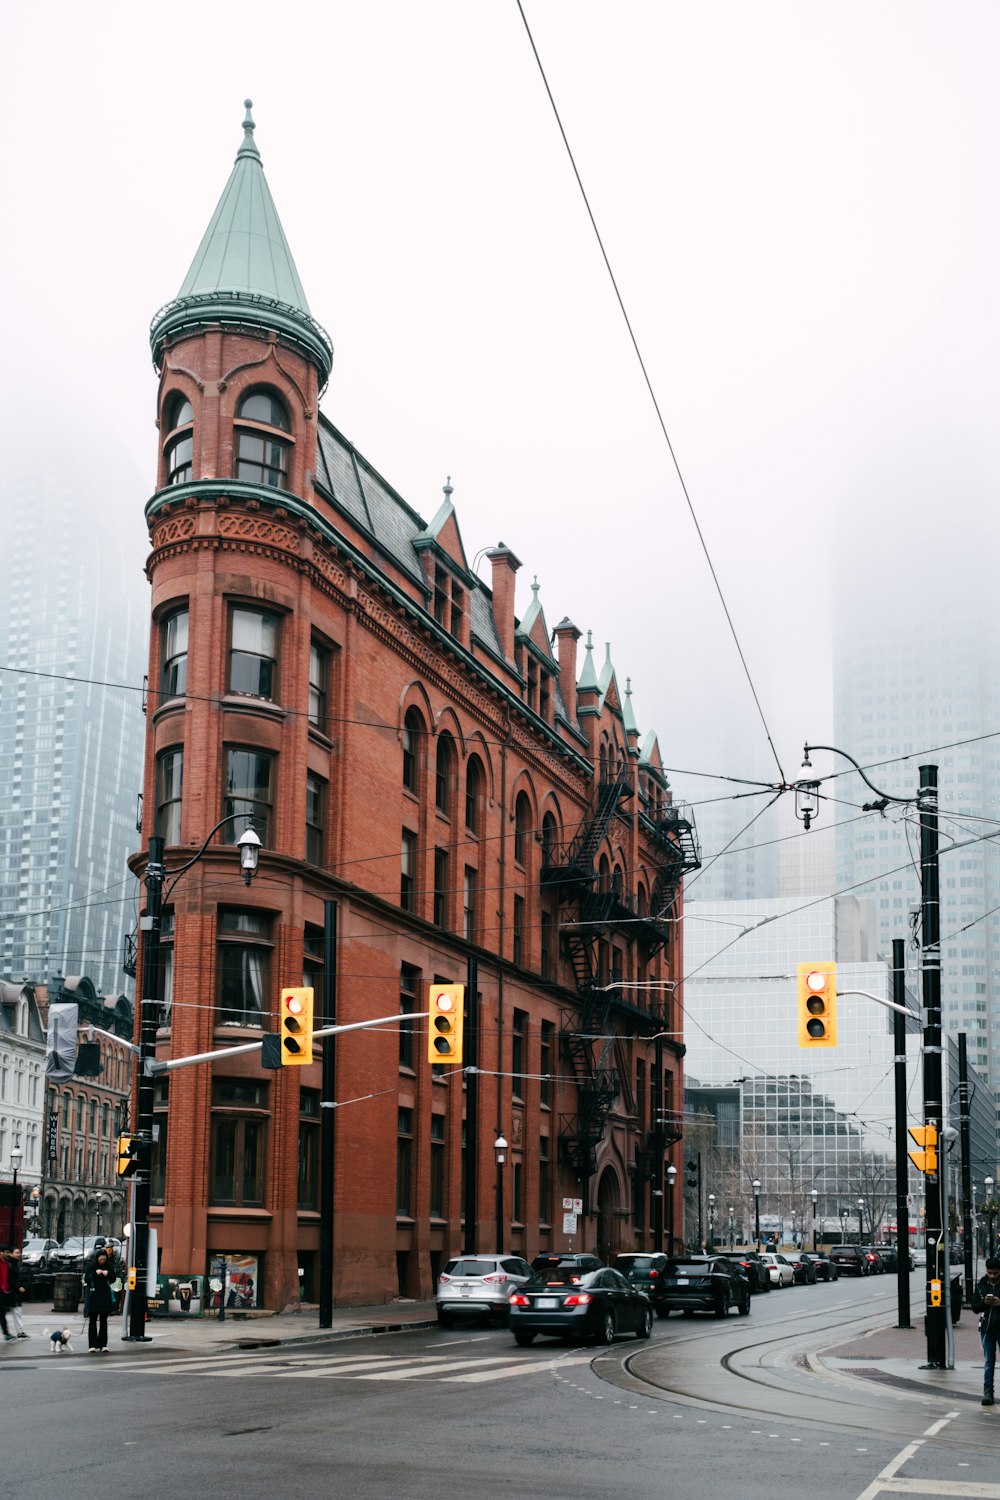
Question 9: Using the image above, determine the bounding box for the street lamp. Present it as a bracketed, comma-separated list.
[840, 1208, 848, 1245]
[7, 1146, 22, 1249]
[811, 1189, 818, 1252]
[708, 1193, 716, 1250]
[728, 1206, 734, 1250]
[666, 1163, 677, 1254]
[858, 1199, 866, 1245]
[128, 817, 261, 1341]
[752, 1179, 761, 1252]
[791, 1209, 798, 1249]
[494, 1133, 508, 1253]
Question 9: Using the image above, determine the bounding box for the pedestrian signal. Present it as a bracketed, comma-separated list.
[908, 1123, 938, 1175]
[279, 987, 314, 1066]
[116, 1134, 139, 1178]
[427, 984, 464, 1064]
[797, 961, 837, 1048]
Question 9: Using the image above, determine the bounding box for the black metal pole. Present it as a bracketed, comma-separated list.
[126, 834, 163, 1341]
[463, 957, 478, 1256]
[667, 1171, 674, 1254]
[318, 900, 337, 1327]
[696, 1151, 703, 1252]
[651, 1035, 664, 1252]
[892, 938, 911, 1329]
[919, 764, 947, 1368]
[958, 1032, 973, 1305]
[495, 1152, 504, 1254]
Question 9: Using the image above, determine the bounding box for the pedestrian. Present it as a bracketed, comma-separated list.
[85, 1247, 114, 1353]
[0, 1251, 14, 1342]
[7, 1248, 27, 1338]
[971, 1255, 1000, 1405]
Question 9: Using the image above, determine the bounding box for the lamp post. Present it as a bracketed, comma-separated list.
[752, 1179, 761, 1252]
[728, 1206, 734, 1250]
[707, 1193, 715, 1251]
[841, 1208, 848, 1245]
[127, 819, 261, 1341]
[811, 1189, 819, 1252]
[7, 1146, 22, 1249]
[494, 1133, 508, 1253]
[986, 1177, 996, 1258]
[666, 1163, 677, 1254]
[858, 1199, 866, 1246]
[791, 1209, 798, 1249]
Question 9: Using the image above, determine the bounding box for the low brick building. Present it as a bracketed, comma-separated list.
[133, 104, 696, 1310]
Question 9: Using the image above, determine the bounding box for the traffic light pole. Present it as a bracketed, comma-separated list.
[919, 765, 947, 1369]
[892, 939, 911, 1330]
[126, 834, 163, 1342]
[319, 900, 337, 1328]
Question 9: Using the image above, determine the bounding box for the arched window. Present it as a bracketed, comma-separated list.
[541, 811, 558, 864]
[235, 389, 291, 489]
[598, 854, 611, 895]
[637, 883, 648, 917]
[466, 755, 484, 835]
[164, 394, 194, 485]
[514, 793, 532, 867]
[402, 708, 423, 794]
[612, 865, 624, 901]
[435, 733, 454, 815]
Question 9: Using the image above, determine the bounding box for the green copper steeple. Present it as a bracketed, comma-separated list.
[151, 101, 332, 390]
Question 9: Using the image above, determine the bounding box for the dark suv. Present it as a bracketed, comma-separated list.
[829, 1244, 870, 1276]
[531, 1253, 603, 1279]
[717, 1250, 771, 1293]
[613, 1253, 671, 1315]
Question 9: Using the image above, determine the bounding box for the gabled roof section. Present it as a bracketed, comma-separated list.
[598, 642, 622, 715]
[150, 101, 333, 390]
[515, 577, 557, 664]
[639, 729, 666, 775]
[412, 479, 471, 577]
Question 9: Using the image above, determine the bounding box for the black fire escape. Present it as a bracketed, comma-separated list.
[542, 768, 700, 1178]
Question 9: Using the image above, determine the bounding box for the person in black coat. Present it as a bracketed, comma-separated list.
[85, 1249, 114, 1353]
[970, 1256, 1000, 1405]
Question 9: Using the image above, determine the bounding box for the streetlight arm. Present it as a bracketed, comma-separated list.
[163, 814, 257, 900]
[803, 743, 913, 809]
[839, 987, 916, 1019]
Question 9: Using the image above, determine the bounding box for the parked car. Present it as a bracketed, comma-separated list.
[530, 1252, 603, 1278]
[872, 1244, 898, 1273]
[613, 1253, 671, 1315]
[787, 1251, 817, 1285]
[716, 1250, 771, 1293]
[802, 1251, 839, 1282]
[20, 1237, 59, 1273]
[912, 1246, 927, 1267]
[509, 1267, 652, 1345]
[862, 1246, 885, 1274]
[660, 1255, 752, 1317]
[435, 1254, 534, 1326]
[829, 1244, 870, 1276]
[758, 1252, 795, 1288]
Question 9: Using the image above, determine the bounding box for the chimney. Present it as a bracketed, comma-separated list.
[553, 617, 582, 721]
[486, 543, 521, 663]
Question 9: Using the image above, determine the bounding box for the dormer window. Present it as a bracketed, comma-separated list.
[164, 395, 194, 485]
[235, 390, 291, 489]
[430, 565, 467, 644]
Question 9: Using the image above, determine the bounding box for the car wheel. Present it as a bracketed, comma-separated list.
[738, 1292, 750, 1315]
[655, 1306, 671, 1319]
[682, 1308, 695, 1318]
[714, 1293, 730, 1318]
[636, 1308, 653, 1340]
[513, 1330, 535, 1347]
[436, 1309, 453, 1327]
[596, 1311, 615, 1345]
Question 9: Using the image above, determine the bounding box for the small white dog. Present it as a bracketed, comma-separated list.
[44, 1328, 73, 1355]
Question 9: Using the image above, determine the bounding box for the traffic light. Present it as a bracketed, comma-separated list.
[427, 984, 464, 1064]
[797, 961, 837, 1048]
[116, 1134, 139, 1178]
[279, 987, 314, 1066]
[908, 1124, 938, 1174]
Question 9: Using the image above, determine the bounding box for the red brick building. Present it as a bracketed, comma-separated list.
[134, 104, 697, 1310]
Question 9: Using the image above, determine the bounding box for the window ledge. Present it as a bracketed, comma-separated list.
[220, 693, 287, 723]
[395, 1216, 416, 1227]
[151, 698, 186, 727]
[308, 726, 335, 751]
[207, 1207, 273, 1219]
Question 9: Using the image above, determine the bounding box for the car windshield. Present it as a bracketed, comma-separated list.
[23, 1239, 48, 1251]
[59, 1239, 89, 1251]
[443, 1259, 499, 1277]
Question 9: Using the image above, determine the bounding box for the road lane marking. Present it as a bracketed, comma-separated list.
[441, 1354, 593, 1383]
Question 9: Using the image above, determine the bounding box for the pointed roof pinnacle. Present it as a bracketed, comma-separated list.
[623, 677, 639, 737]
[443, 475, 454, 501]
[578, 630, 599, 692]
[237, 99, 261, 162]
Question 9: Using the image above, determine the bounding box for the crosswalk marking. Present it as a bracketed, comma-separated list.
[443, 1354, 593, 1383]
[353, 1356, 517, 1381]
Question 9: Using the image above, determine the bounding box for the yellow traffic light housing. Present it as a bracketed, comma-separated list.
[116, 1134, 138, 1178]
[908, 1123, 938, 1175]
[428, 984, 464, 1064]
[797, 961, 837, 1048]
[279, 986, 314, 1066]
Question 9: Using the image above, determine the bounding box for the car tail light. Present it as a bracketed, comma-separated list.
[564, 1293, 592, 1306]
[438, 1273, 451, 1283]
[483, 1273, 508, 1284]
[509, 1293, 529, 1306]
[649, 1270, 658, 1278]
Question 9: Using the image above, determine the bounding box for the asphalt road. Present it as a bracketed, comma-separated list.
[4, 1275, 999, 1500]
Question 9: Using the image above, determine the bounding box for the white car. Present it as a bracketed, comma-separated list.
[911, 1247, 926, 1267]
[759, 1251, 795, 1288]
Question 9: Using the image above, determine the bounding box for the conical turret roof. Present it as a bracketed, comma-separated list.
[151, 102, 332, 389]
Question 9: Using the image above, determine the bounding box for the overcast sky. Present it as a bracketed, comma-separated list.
[5, 1, 999, 823]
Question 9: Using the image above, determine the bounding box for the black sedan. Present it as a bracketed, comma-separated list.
[508, 1267, 652, 1346]
[802, 1251, 838, 1282]
[787, 1251, 817, 1285]
[660, 1256, 752, 1317]
[717, 1250, 771, 1293]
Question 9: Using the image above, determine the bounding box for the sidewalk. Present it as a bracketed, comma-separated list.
[814, 1312, 990, 1405]
[2, 1299, 439, 1356]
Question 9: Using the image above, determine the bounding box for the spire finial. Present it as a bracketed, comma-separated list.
[531, 575, 540, 598]
[237, 98, 261, 162]
[626, 677, 632, 697]
[443, 475, 453, 500]
[585, 630, 593, 652]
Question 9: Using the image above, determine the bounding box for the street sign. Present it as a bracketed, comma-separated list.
[563, 1213, 578, 1234]
[562, 1198, 583, 1213]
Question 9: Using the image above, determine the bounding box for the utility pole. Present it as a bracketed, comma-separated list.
[463, 956, 478, 1255]
[318, 900, 337, 1328]
[958, 1032, 972, 1304]
[651, 1034, 664, 1252]
[919, 764, 947, 1369]
[126, 834, 163, 1341]
[892, 939, 911, 1329]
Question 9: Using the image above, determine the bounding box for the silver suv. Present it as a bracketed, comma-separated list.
[436, 1254, 534, 1326]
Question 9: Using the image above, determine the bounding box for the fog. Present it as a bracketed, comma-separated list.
[4, 1, 999, 835]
